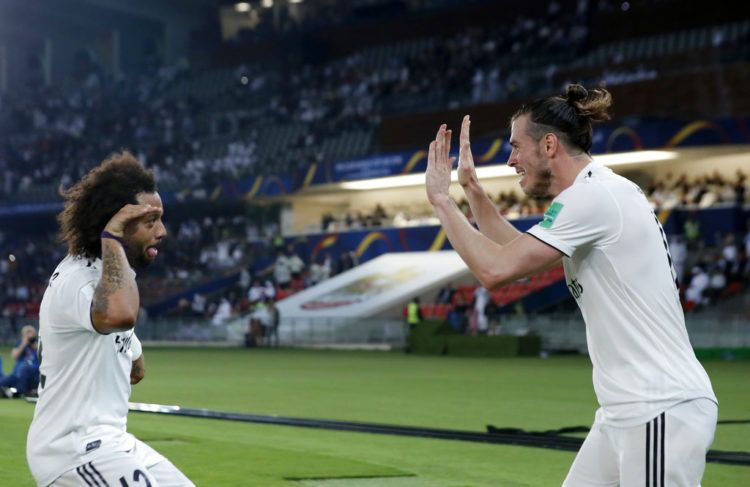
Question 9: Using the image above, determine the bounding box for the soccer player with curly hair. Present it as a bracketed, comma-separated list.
[27, 151, 194, 486]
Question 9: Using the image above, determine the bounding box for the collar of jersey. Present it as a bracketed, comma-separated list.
[573, 161, 599, 184]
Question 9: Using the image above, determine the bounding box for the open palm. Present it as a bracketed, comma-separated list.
[457, 115, 477, 188]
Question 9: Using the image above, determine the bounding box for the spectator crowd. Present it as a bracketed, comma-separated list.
[1, 0, 749, 341]
[0, 0, 592, 203]
[3, 166, 750, 342]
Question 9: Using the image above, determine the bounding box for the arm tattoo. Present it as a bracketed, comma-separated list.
[92, 241, 134, 316]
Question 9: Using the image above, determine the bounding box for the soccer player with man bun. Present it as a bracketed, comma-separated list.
[27, 152, 194, 486]
[425, 85, 716, 486]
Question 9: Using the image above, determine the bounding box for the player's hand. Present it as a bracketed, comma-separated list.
[130, 355, 145, 385]
[457, 115, 478, 188]
[426, 124, 455, 206]
[104, 204, 162, 238]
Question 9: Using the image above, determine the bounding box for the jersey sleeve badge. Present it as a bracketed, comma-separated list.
[540, 202, 564, 229]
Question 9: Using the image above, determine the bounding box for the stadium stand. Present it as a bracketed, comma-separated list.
[2, 1, 749, 205]
[1, 0, 749, 343]
[3, 5, 750, 487]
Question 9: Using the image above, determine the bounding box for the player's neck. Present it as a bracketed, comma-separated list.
[550, 154, 593, 196]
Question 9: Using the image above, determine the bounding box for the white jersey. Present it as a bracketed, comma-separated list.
[27, 255, 140, 486]
[527, 163, 716, 427]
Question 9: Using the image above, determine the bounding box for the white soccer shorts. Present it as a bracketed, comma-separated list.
[563, 398, 717, 487]
[50, 438, 194, 487]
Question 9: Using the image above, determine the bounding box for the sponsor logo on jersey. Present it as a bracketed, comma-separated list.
[115, 334, 132, 354]
[85, 440, 101, 453]
[540, 202, 564, 229]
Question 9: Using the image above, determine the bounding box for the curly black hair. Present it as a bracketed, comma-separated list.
[58, 151, 157, 259]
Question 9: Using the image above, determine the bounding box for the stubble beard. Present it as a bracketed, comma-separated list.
[526, 168, 553, 198]
[522, 151, 553, 198]
[125, 240, 153, 269]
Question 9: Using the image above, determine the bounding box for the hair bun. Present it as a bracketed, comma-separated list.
[566, 84, 588, 104]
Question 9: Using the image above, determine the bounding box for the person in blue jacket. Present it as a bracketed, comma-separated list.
[0, 325, 40, 397]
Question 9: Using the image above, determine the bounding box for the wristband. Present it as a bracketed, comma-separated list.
[101, 230, 128, 249]
[130, 334, 142, 361]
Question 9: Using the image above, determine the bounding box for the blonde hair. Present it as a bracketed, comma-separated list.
[21, 325, 37, 336]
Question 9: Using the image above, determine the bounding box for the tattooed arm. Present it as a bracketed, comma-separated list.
[91, 239, 139, 333]
[90, 203, 160, 334]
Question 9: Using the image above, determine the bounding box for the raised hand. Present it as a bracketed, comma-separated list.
[457, 115, 477, 188]
[426, 124, 455, 205]
[104, 204, 162, 238]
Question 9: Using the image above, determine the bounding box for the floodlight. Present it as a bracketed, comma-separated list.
[593, 150, 677, 166]
[339, 150, 678, 190]
[235, 2, 251, 13]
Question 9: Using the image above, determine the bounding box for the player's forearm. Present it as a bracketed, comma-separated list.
[463, 182, 521, 245]
[130, 354, 145, 385]
[431, 195, 512, 289]
[91, 239, 139, 331]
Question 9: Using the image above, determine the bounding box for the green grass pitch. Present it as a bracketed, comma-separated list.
[1, 347, 748, 486]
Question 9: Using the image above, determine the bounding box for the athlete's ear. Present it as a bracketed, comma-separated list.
[543, 133, 558, 157]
